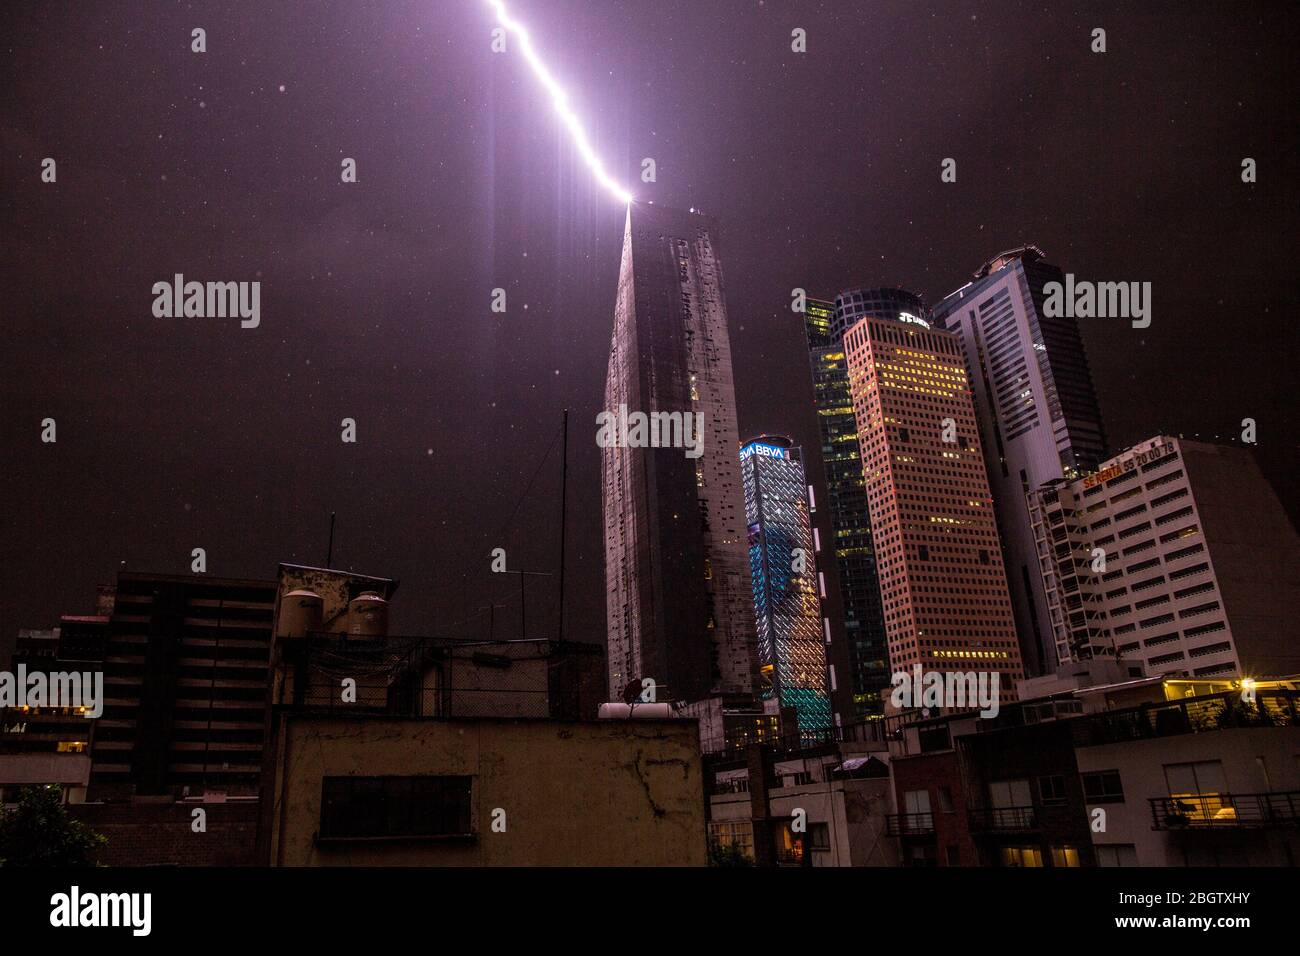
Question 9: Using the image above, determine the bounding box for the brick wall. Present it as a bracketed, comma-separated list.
[891, 751, 979, 865]
[68, 801, 259, 866]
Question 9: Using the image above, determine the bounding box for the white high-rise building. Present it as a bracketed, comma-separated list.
[934, 246, 1108, 676]
[1027, 435, 1300, 678]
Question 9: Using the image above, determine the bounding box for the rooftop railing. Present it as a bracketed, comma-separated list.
[280, 633, 575, 719]
[1071, 689, 1297, 748]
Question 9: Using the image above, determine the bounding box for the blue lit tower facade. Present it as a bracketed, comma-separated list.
[740, 435, 832, 742]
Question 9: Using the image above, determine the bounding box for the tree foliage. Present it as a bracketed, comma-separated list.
[707, 838, 754, 867]
[0, 785, 105, 867]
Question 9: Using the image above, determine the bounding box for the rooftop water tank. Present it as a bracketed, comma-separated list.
[277, 589, 323, 638]
[347, 591, 389, 638]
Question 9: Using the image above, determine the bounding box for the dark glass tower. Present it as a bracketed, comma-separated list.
[933, 246, 1108, 676]
[602, 204, 758, 704]
[801, 287, 925, 720]
[740, 436, 832, 742]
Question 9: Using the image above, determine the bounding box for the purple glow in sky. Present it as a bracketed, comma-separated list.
[1, 0, 1294, 663]
[482, 0, 633, 203]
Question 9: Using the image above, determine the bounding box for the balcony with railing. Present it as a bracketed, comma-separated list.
[886, 811, 935, 836]
[967, 801, 1085, 834]
[969, 806, 1039, 832]
[1148, 791, 1300, 830]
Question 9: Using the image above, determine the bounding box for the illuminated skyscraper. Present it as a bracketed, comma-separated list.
[602, 204, 757, 704]
[933, 247, 1107, 675]
[842, 311, 1024, 695]
[740, 436, 832, 741]
[801, 289, 924, 720]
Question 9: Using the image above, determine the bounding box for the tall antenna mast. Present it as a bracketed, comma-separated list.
[558, 407, 569, 645]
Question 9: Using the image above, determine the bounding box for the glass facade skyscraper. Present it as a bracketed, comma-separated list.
[602, 204, 758, 704]
[801, 288, 924, 720]
[740, 436, 832, 742]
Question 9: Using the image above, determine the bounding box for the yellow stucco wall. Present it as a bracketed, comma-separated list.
[270, 716, 707, 866]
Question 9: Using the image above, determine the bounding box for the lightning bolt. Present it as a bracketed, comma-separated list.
[482, 0, 633, 204]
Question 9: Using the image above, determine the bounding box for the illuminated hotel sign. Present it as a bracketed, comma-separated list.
[1082, 440, 1171, 489]
[898, 312, 930, 328]
[741, 441, 788, 461]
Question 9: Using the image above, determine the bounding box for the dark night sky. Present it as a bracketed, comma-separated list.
[3, 1, 1296, 660]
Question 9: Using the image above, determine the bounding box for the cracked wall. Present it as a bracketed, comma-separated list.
[270, 715, 707, 866]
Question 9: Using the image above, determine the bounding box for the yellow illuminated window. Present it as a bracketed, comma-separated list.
[1001, 846, 1043, 867]
[1051, 846, 1081, 867]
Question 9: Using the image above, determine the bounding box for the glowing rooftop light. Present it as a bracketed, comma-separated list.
[483, 0, 633, 204]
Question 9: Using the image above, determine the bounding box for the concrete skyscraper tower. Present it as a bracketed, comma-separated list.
[933, 246, 1108, 675]
[843, 311, 1025, 697]
[602, 204, 757, 704]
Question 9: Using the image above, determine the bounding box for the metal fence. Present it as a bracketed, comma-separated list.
[700, 718, 887, 762]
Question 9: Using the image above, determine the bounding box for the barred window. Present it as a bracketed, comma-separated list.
[320, 775, 472, 840]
